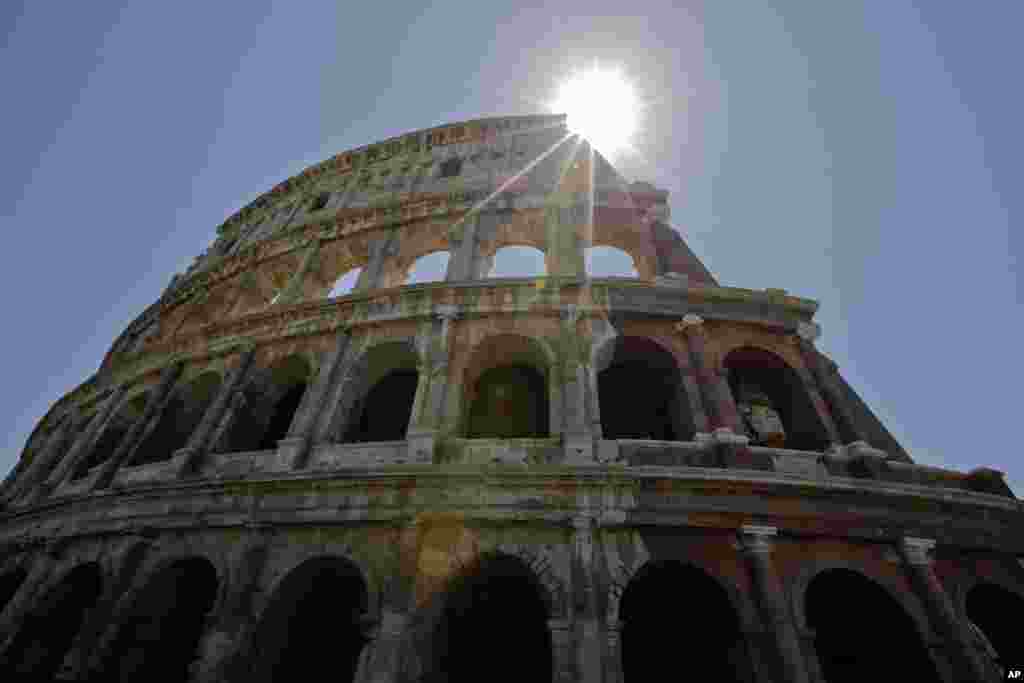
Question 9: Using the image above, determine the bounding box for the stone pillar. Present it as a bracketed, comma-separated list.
[570, 515, 603, 683]
[603, 620, 623, 683]
[43, 388, 125, 493]
[675, 315, 742, 434]
[192, 527, 272, 683]
[276, 328, 353, 469]
[357, 231, 399, 292]
[899, 537, 992, 683]
[549, 617, 574, 683]
[793, 363, 842, 448]
[92, 362, 182, 491]
[796, 335, 869, 446]
[445, 215, 479, 282]
[272, 240, 320, 306]
[354, 609, 407, 683]
[176, 348, 257, 478]
[406, 305, 460, 463]
[739, 525, 809, 683]
[561, 306, 595, 464]
[5, 413, 77, 503]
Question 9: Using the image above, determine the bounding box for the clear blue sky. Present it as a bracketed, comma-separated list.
[2, 2, 1020, 491]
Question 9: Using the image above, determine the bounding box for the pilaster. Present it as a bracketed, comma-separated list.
[357, 231, 399, 292]
[405, 304, 461, 463]
[445, 215, 479, 282]
[44, 387, 125, 493]
[675, 315, 742, 434]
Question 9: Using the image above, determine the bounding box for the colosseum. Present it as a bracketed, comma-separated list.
[0, 113, 1021, 682]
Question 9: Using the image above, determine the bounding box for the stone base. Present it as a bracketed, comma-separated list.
[405, 432, 437, 464]
[563, 436, 595, 465]
[273, 436, 309, 471]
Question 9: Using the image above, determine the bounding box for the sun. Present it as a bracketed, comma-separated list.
[553, 66, 638, 156]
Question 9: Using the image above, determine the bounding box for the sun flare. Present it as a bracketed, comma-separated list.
[553, 66, 638, 156]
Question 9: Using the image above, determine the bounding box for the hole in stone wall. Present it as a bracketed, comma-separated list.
[621, 561, 750, 682]
[133, 373, 222, 465]
[725, 347, 830, 451]
[343, 369, 419, 443]
[248, 557, 368, 683]
[966, 581, 1024, 668]
[218, 356, 311, 454]
[5, 563, 103, 678]
[585, 245, 638, 278]
[329, 268, 362, 298]
[598, 337, 691, 441]
[101, 558, 218, 682]
[806, 568, 941, 683]
[73, 393, 150, 480]
[424, 554, 551, 683]
[487, 246, 546, 278]
[467, 365, 548, 438]
[405, 251, 450, 285]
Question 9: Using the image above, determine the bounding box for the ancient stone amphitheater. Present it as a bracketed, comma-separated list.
[1, 114, 1021, 682]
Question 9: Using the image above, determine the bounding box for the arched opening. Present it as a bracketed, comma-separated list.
[424, 554, 551, 683]
[598, 337, 692, 440]
[405, 251, 450, 285]
[620, 561, 751, 682]
[724, 347, 830, 451]
[586, 245, 638, 278]
[4, 563, 103, 678]
[102, 557, 218, 682]
[0, 567, 27, 613]
[487, 245, 546, 278]
[806, 568, 940, 682]
[965, 581, 1024, 669]
[342, 342, 419, 444]
[463, 333, 551, 439]
[133, 373, 222, 465]
[73, 393, 150, 480]
[329, 268, 363, 298]
[248, 557, 369, 683]
[217, 356, 311, 453]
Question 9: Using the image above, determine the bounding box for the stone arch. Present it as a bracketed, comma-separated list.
[246, 555, 370, 683]
[723, 345, 830, 451]
[461, 333, 553, 438]
[402, 250, 451, 286]
[618, 559, 755, 682]
[341, 339, 420, 443]
[132, 371, 223, 465]
[328, 267, 364, 298]
[488, 543, 564, 617]
[386, 218, 452, 288]
[589, 215, 659, 280]
[483, 244, 548, 279]
[311, 236, 372, 299]
[585, 244, 639, 278]
[597, 335, 694, 441]
[72, 390, 150, 480]
[803, 566, 942, 682]
[963, 578, 1024, 668]
[216, 354, 313, 453]
[2, 561, 104, 678]
[419, 551, 554, 683]
[99, 555, 220, 682]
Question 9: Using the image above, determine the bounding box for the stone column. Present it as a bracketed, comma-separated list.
[176, 348, 257, 478]
[43, 388, 125, 493]
[899, 537, 992, 683]
[92, 362, 182, 491]
[445, 215, 479, 282]
[357, 231, 399, 292]
[675, 315, 742, 434]
[406, 305, 460, 463]
[561, 306, 596, 464]
[795, 324, 868, 446]
[354, 609, 407, 683]
[192, 527, 273, 683]
[603, 620, 623, 683]
[276, 328, 354, 469]
[570, 515, 603, 683]
[549, 617, 574, 683]
[739, 525, 810, 683]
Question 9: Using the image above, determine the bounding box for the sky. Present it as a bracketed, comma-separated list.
[1, 2, 1021, 492]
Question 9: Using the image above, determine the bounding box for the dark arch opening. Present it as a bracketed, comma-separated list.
[598, 337, 692, 441]
[102, 557, 218, 682]
[4, 563, 103, 678]
[424, 554, 551, 683]
[725, 347, 830, 451]
[806, 568, 940, 682]
[0, 567, 28, 613]
[344, 369, 419, 443]
[134, 373, 222, 464]
[249, 557, 368, 683]
[620, 561, 751, 682]
[218, 356, 311, 453]
[467, 365, 549, 438]
[966, 581, 1024, 668]
[73, 394, 150, 480]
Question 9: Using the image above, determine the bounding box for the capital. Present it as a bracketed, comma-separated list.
[901, 537, 936, 566]
[674, 313, 704, 334]
[739, 524, 778, 554]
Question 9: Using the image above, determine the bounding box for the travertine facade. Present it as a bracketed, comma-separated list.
[1, 114, 1021, 682]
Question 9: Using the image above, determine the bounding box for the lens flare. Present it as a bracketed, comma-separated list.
[553, 66, 638, 156]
